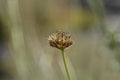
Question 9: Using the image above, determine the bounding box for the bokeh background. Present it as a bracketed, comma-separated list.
[0, 0, 120, 80]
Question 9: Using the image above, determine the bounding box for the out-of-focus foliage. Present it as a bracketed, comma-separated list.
[0, 0, 120, 80]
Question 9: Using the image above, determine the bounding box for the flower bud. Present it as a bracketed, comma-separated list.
[48, 31, 73, 50]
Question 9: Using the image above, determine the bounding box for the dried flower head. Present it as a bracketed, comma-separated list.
[48, 31, 73, 50]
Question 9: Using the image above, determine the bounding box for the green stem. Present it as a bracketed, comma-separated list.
[61, 49, 71, 80]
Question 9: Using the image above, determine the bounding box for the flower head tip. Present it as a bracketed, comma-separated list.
[48, 31, 73, 50]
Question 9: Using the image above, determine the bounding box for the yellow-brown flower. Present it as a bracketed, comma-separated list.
[48, 31, 73, 50]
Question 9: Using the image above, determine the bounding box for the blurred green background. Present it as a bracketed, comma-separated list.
[0, 0, 120, 80]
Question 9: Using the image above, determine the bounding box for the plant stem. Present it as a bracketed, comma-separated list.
[61, 49, 71, 80]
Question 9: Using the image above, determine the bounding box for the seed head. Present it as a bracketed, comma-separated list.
[48, 31, 73, 50]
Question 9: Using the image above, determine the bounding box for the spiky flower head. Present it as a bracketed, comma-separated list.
[48, 31, 73, 50]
